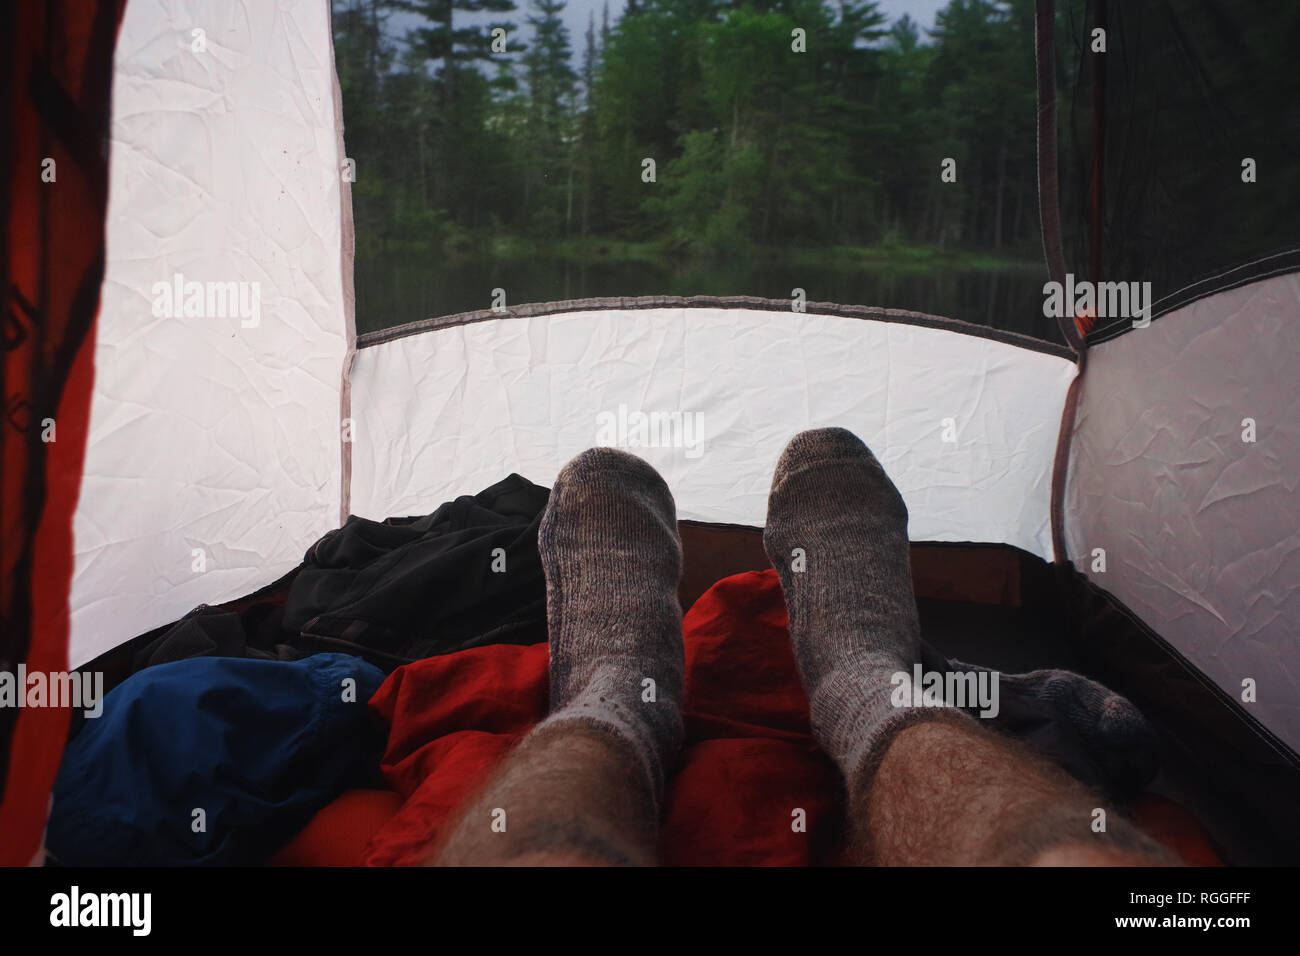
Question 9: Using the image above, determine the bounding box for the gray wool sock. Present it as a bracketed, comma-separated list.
[535, 447, 685, 809]
[949, 660, 1161, 788]
[763, 427, 970, 788]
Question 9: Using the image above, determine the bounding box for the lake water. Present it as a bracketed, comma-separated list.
[354, 251, 1061, 344]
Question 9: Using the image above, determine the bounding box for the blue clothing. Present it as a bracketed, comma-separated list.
[48, 653, 385, 866]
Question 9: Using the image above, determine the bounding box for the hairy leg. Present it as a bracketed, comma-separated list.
[430, 447, 684, 867]
[764, 427, 1173, 868]
[431, 722, 657, 866]
[852, 714, 1174, 865]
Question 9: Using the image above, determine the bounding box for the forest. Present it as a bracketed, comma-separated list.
[333, 0, 1066, 336]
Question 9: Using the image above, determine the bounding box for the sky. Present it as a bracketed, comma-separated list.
[875, 0, 948, 31]
[383, 0, 952, 68]
[546, 0, 951, 45]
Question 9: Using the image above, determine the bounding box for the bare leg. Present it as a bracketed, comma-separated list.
[431, 723, 657, 866]
[429, 448, 684, 866]
[763, 428, 1174, 868]
[851, 715, 1175, 865]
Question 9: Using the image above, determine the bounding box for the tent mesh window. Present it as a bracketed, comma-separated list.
[1059, 0, 1300, 342]
[336, 0, 1067, 343]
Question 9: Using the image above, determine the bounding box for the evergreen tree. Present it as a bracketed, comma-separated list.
[521, 0, 578, 231]
[336, 0, 1063, 303]
[396, 0, 521, 107]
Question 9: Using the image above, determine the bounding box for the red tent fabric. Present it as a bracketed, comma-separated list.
[0, 0, 126, 866]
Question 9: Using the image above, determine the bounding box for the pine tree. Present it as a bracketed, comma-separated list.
[520, 0, 577, 231]
[582, 10, 598, 103]
[395, 0, 521, 109]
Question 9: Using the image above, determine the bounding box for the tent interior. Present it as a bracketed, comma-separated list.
[2, 0, 1298, 866]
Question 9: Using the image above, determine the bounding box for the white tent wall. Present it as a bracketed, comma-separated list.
[70, 0, 352, 667]
[1065, 273, 1300, 753]
[349, 307, 1076, 559]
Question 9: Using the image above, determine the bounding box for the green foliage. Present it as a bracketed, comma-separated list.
[335, 0, 1049, 261]
[644, 130, 761, 257]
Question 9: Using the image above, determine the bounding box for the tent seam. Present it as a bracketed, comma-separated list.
[355, 295, 1075, 360]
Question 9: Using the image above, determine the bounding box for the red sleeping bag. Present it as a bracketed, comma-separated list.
[351, 569, 1217, 866]
[363, 569, 840, 865]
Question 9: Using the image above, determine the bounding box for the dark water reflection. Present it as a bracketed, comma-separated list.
[355, 251, 1059, 344]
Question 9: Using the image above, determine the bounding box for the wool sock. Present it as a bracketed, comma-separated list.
[763, 427, 969, 789]
[534, 447, 685, 809]
[948, 660, 1161, 790]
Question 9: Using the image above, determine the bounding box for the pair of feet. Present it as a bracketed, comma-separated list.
[538, 427, 1148, 811]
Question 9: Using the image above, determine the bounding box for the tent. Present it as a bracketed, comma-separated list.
[2, 0, 1297, 865]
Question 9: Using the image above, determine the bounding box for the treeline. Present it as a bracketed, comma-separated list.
[334, 0, 1044, 259]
